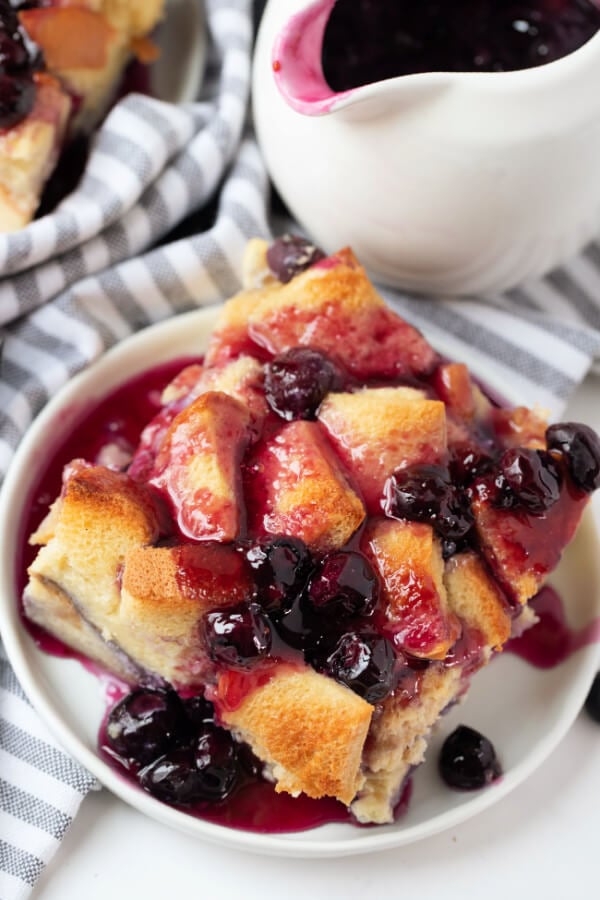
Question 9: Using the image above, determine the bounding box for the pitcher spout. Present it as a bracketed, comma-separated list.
[271, 0, 455, 119]
[271, 0, 344, 116]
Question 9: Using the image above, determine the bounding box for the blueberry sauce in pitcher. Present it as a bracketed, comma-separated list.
[322, 0, 600, 91]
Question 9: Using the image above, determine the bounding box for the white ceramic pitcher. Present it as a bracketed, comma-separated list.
[253, 0, 600, 295]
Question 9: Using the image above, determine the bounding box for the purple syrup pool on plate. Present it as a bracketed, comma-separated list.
[16, 356, 202, 600]
[506, 585, 600, 668]
[322, 0, 600, 91]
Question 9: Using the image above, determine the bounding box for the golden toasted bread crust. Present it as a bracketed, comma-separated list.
[152, 392, 251, 541]
[364, 518, 460, 660]
[161, 357, 267, 426]
[205, 248, 370, 365]
[319, 387, 447, 511]
[241, 238, 277, 290]
[254, 420, 366, 553]
[222, 666, 373, 805]
[93, 0, 164, 37]
[118, 544, 252, 687]
[205, 247, 437, 378]
[471, 496, 543, 604]
[444, 552, 511, 650]
[26, 463, 159, 656]
[26, 467, 254, 688]
[121, 543, 251, 622]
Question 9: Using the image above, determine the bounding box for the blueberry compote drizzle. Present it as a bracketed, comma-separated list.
[18, 254, 600, 830]
[100, 685, 412, 831]
[100, 690, 353, 832]
[506, 586, 600, 668]
[17, 356, 202, 604]
[322, 0, 600, 91]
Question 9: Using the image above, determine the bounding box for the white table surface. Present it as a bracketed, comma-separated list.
[32, 373, 600, 900]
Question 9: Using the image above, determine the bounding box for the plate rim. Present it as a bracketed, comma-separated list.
[1, 306, 599, 858]
[153, 0, 207, 104]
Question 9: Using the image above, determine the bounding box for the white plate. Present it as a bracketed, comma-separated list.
[153, 0, 206, 103]
[1, 307, 599, 858]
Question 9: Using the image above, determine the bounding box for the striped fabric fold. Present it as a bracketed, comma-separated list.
[0, 647, 97, 900]
[1, 0, 600, 896]
[384, 290, 600, 416]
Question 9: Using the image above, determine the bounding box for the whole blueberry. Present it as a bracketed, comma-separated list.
[546, 422, 600, 494]
[439, 725, 502, 790]
[266, 234, 325, 283]
[139, 747, 203, 805]
[182, 695, 215, 729]
[246, 536, 313, 612]
[105, 689, 185, 766]
[384, 463, 474, 541]
[271, 592, 315, 650]
[193, 725, 240, 802]
[264, 347, 343, 421]
[498, 447, 562, 514]
[0, 30, 28, 72]
[449, 442, 494, 486]
[322, 631, 396, 704]
[306, 550, 379, 619]
[204, 602, 272, 669]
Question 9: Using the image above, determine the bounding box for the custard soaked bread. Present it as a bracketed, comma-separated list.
[24, 237, 600, 823]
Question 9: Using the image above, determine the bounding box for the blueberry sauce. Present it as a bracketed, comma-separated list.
[17, 312, 600, 830]
[99, 682, 354, 831]
[100, 687, 355, 831]
[322, 0, 600, 91]
[16, 352, 453, 830]
[101, 721, 413, 833]
[16, 356, 202, 603]
[506, 585, 600, 668]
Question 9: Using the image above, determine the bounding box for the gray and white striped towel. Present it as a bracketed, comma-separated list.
[1, 0, 600, 896]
